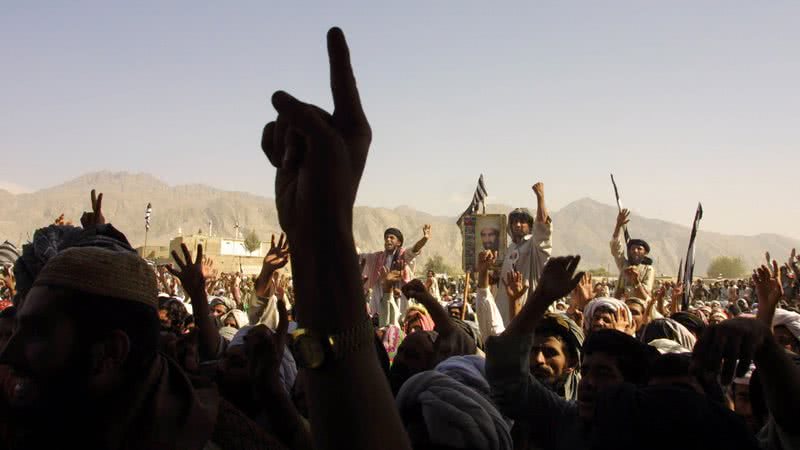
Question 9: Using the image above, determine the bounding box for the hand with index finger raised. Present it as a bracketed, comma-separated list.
[261, 27, 371, 238]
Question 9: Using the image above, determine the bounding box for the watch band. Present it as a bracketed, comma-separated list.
[328, 319, 375, 359]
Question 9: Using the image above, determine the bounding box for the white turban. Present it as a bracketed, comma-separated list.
[773, 309, 800, 342]
[584, 297, 632, 332]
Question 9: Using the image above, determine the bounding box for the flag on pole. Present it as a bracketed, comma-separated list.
[681, 203, 703, 311]
[145, 203, 152, 231]
[457, 174, 489, 226]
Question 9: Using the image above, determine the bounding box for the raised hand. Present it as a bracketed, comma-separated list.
[532, 182, 545, 198]
[201, 255, 217, 282]
[610, 306, 632, 334]
[422, 224, 432, 240]
[503, 270, 528, 302]
[53, 213, 72, 226]
[476, 250, 496, 274]
[264, 233, 290, 271]
[168, 244, 208, 298]
[80, 189, 106, 228]
[753, 261, 783, 326]
[504, 255, 583, 336]
[402, 279, 451, 330]
[536, 256, 584, 304]
[571, 272, 593, 310]
[261, 28, 370, 239]
[693, 317, 773, 385]
[616, 209, 631, 229]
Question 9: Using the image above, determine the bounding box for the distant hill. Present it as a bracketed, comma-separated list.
[2, 171, 797, 277]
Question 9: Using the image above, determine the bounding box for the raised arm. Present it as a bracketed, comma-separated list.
[504, 256, 583, 337]
[485, 256, 583, 447]
[753, 261, 783, 328]
[532, 182, 549, 224]
[255, 233, 290, 298]
[567, 272, 593, 327]
[693, 317, 800, 435]
[260, 27, 410, 450]
[610, 209, 630, 270]
[475, 250, 505, 339]
[410, 224, 432, 254]
[168, 244, 222, 360]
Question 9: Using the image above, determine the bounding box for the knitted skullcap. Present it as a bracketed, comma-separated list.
[33, 246, 157, 309]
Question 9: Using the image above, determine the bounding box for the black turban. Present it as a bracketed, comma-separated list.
[384, 228, 404, 244]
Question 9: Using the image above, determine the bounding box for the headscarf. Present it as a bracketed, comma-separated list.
[647, 338, 690, 354]
[219, 326, 238, 342]
[670, 311, 706, 337]
[210, 297, 236, 313]
[640, 318, 696, 352]
[709, 309, 729, 323]
[381, 324, 405, 364]
[404, 304, 435, 334]
[222, 309, 249, 329]
[773, 308, 800, 343]
[583, 297, 633, 332]
[396, 371, 512, 450]
[0, 241, 19, 266]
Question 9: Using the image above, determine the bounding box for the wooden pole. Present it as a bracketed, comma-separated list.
[461, 271, 472, 320]
[143, 229, 149, 259]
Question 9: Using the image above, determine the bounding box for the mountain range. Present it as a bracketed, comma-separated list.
[2, 171, 797, 277]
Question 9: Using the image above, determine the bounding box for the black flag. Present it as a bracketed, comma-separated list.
[457, 174, 489, 226]
[681, 203, 703, 311]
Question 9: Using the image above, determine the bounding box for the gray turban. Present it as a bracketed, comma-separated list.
[396, 370, 512, 450]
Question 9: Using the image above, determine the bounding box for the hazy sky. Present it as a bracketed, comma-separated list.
[3, 1, 799, 238]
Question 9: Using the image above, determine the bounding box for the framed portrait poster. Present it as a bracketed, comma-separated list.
[461, 214, 507, 272]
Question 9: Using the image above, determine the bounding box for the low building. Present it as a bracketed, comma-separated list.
[137, 233, 270, 275]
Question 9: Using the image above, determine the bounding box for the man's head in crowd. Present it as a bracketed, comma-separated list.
[624, 297, 647, 333]
[389, 330, 438, 395]
[532, 315, 583, 395]
[0, 247, 160, 427]
[480, 227, 500, 252]
[577, 329, 653, 421]
[585, 298, 632, 335]
[384, 228, 404, 253]
[507, 208, 533, 243]
[158, 296, 190, 334]
[217, 326, 256, 416]
[731, 368, 761, 433]
[626, 239, 650, 265]
[772, 309, 800, 353]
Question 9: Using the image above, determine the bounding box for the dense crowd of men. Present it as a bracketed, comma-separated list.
[0, 27, 798, 450]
